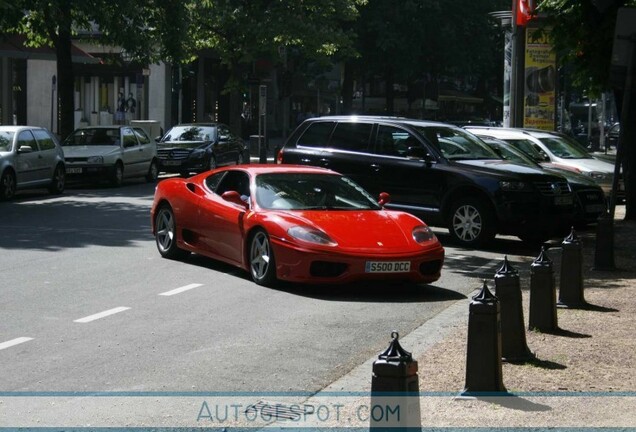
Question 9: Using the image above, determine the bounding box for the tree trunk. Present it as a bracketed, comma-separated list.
[55, 28, 75, 139]
[623, 100, 636, 220]
[341, 62, 354, 114]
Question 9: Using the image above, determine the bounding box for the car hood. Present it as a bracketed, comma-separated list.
[455, 159, 552, 177]
[62, 145, 120, 157]
[270, 210, 436, 253]
[551, 157, 615, 174]
[542, 165, 599, 187]
[158, 141, 209, 150]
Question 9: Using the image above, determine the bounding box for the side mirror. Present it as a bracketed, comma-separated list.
[221, 190, 249, 209]
[17, 145, 33, 154]
[378, 192, 391, 206]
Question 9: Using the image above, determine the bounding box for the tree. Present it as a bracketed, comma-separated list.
[191, 0, 364, 134]
[538, 0, 636, 220]
[3, 0, 192, 139]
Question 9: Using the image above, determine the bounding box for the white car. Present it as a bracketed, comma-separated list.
[62, 126, 158, 186]
[0, 125, 65, 200]
[465, 127, 622, 197]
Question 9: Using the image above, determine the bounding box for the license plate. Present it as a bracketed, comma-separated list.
[554, 196, 573, 206]
[585, 204, 606, 213]
[66, 167, 82, 174]
[365, 261, 411, 273]
[162, 160, 181, 166]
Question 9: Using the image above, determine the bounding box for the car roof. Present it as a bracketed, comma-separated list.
[211, 164, 338, 177]
[0, 125, 46, 132]
[169, 123, 221, 127]
[303, 115, 458, 128]
[465, 126, 557, 139]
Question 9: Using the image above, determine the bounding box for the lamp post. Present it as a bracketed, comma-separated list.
[50, 75, 57, 132]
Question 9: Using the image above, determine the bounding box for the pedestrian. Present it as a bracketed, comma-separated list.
[116, 92, 126, 124]
[126, 92, 136, 115]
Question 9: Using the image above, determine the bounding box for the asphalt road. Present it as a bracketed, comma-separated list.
[0, 177, 547, 426]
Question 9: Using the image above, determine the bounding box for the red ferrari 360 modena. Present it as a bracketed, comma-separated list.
[151, 165, 444, 286]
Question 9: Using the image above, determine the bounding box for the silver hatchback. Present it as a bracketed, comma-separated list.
[0, 126, 65, 200]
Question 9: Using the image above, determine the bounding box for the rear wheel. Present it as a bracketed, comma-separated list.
[111, 162, 124, 187]
[48, 164, 65, 194]
[154, 205, 189, 260]
[448, 198, 496, 247]
[236, 152, 245, 165]
[0, 169, 16, 200]
[209, 156, 217, 170]
[146, 159, 159, 182]
[249, 229, 277, 286]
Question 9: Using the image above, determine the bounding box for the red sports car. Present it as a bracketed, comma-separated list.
[151, 165, 444, 286]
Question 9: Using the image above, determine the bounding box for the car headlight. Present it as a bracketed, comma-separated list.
[412, 225, 437, 243]
[287, 226, 337, 246]
[189, 149, 205, 160]
[87, 155, 104, 164]
[499, 180, 529, 191]
[589, 171, 609, 181]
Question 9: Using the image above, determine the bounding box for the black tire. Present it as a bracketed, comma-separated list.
[154, 205, 189, 260]
[447, 197, 496, 247]
[48, 164, 65, 195]
[146, 159, 159, 182]
[249, 229, 277, 286]
[111, 162, 124, 187]
[236, 151, 245, 165]
[0, 169, 16, 200]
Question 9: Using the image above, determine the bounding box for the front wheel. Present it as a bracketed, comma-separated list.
[236, 152, 245, 165]
[209, 155, 218, 170]
[0, 169, 16, 200]
[48, 164, 65, 194]
[249, 229, 277, 286]
[447, 198, 496, 247]
[111, 162, 124, 187]
[154, 205, 189, 260]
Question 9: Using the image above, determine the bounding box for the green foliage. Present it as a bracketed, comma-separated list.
[538, 0, 636, 96]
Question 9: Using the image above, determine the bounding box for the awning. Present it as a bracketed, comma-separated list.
[0, 34, 101, 64]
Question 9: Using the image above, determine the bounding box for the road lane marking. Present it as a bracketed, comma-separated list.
[159, 283, 203, 297]
[0, 337, 33, 350]
[74, 307, 131, 323]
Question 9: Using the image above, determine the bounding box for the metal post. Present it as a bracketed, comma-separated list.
[494, 256, 533, 362]
[370, 331, 421, 431]
[462, 281, 506, 395]
[528, 247, 558, 332]
[594, 212, 616, 270]
[558, 228, 587, 308]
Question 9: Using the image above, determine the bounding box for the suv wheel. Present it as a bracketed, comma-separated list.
[146, 159, 159, 182]
[209, 156, 217, 170]
[448, 198, 496, 247]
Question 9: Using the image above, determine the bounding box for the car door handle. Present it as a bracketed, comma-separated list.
[370, 164, 381, 172]
[300, 158, 312, 164]
[318, 158, 329, 167]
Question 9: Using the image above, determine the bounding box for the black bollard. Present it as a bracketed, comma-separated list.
[494, 256, 534, 362]
[528, 247, 558, 332]
[371, 331, 421, 431]
[558, 227, 587, 308]
[462, 281, 506, 395]
[594, 212, 616, 271]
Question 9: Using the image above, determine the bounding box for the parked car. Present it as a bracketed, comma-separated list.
[465, 127, 623, 199]
[480, 136, 606, 226]
[0, 125, 65, 200]
[156, 123, 247, 175]
[61, 126, 158, 186]
[277, 116, 577, 246]
[151, 165, 444, 286]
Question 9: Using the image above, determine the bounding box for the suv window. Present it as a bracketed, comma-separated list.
[375, 125, 417, 156]
[507, 138, 545, 160]
[17, 130, 39, 152]
[297, 121, 336, 147]
[32, 129, 56, 150]
[330, 122, 372, 152]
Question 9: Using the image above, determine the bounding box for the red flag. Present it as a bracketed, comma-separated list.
[516, 0, 536, 26]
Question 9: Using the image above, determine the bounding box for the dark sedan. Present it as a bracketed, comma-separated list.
[156, 123, 247, 175]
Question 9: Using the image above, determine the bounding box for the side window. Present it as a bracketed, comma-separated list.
[17, 130, 39, 152]
[32, 130, 56, 151]
[329, 122, 372, 152]
[122, 128, 138, 147]
[133, 128, 151, 145]
[375, 125, 417, 156]
[218, 125, 229, 140]
[215, 170, 250, 199]
[205, 171, 226, 191]
[297, 121, 336, 147]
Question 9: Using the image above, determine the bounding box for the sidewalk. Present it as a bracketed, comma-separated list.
[289, 206, 636, 429]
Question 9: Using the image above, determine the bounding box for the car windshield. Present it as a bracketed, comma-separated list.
[62, 128, 120, 146]
[255, 173, 382, 210]
[0, 131, 14, 151]
[412, 125, 501, 160]
[484, 140, 538, 167]
[162, 126, 216, 142]
[538, 136, 592, 159]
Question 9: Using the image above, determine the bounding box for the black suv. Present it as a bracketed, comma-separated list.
[278, 116, 576, 246]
